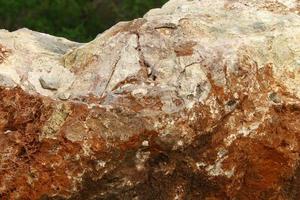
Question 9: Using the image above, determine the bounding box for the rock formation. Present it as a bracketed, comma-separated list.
[0, 0, 300, 199]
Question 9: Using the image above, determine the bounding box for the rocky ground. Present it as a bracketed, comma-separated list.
[0, 0, 300, 199]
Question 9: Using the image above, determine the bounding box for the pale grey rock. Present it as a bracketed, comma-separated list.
[0, 74, 16, 87]
[1, 0, 299, 103]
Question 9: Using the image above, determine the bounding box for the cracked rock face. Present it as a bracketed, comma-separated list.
[0, 0, 300, 199]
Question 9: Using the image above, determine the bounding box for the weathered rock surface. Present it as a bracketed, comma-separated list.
[0, 0, 300, 199]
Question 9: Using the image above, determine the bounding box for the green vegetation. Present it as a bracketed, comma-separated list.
[0, 0, 167, 42]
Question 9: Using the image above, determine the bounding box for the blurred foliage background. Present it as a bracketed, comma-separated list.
[0, 0, 168, 42]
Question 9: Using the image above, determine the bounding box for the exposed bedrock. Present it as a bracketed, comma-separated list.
[0, 0, 300, 199]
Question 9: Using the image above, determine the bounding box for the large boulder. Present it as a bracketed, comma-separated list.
[0, 0, 300, 199]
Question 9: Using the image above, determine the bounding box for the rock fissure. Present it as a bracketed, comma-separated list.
[102, 54, 122, 96]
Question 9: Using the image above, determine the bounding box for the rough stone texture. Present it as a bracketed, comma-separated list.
[0, 0, 300, 199]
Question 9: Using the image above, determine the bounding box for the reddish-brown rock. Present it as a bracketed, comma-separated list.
[0, 0, 300, 199]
